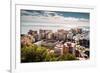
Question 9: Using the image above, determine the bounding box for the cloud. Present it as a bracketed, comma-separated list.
[21, 10, 89, 26]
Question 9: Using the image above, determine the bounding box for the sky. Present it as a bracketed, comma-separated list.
[20, 9, 90, 34]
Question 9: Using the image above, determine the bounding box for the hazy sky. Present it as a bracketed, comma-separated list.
[21, 9, 90, 34]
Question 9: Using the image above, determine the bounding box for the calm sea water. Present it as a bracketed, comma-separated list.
[21, 22, 89, 34]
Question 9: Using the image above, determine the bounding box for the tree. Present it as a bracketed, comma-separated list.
[45, 53, 58, 61]
[21, 44, 78, 63]
[21, 44, 38, 62]
[58, 53, 77, 61]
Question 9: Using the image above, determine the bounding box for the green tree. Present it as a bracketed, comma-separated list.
[21, 44, 48, 62]
[45, 53, 58, 61]
[58, 53, 77, 61]
[21, 44, 38, 62]
[21, 44, 77, 63]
